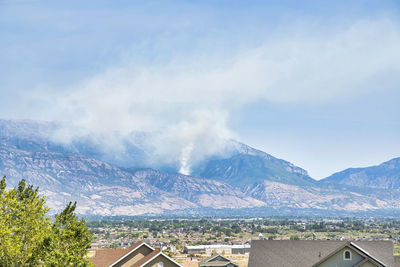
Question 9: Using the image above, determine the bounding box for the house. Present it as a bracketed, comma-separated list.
[198, 254, 239, 267]
[248, 240, 399, 267]
[90, 241, 183, 267]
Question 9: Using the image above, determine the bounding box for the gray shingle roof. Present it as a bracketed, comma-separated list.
[394, 255, 400, 267]
[248, 240, 394, 267]
[199, 260, 234, 267]
[199, 255, 238, 267]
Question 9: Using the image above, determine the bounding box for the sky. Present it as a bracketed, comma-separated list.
[0, 0, 400, 179]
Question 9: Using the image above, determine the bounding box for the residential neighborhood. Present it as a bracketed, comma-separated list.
[86, 217, 400, 267]
[89, 239, 400, 267]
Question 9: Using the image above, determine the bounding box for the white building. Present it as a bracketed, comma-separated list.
[184, 244, 251, 255]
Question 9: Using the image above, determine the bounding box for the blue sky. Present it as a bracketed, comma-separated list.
[1, 0, 400, 179]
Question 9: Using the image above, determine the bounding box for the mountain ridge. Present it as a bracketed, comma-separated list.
[321, 157, 400, 189]
[1, 118, 400, 216]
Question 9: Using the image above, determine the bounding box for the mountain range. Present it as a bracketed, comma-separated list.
[0, 118, 399, 216]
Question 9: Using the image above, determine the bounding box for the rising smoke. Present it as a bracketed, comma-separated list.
[51, 18, 400, 175]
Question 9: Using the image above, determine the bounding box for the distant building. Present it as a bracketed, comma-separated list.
[249, 240, 399, 267]
[184, 245, 205, 254]
[90, 241, 182, 267]
[199, 254, 239, 267]
[184, 244, 250, 255]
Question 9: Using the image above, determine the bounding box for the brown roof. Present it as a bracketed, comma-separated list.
[132, 249, 161, 267]
[248, 240, 395, 267]
[90, 241, 145, 267]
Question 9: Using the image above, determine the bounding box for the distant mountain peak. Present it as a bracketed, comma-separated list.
[321, 157, 400, 189]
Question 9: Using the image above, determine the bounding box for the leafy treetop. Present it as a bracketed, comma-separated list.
[0, 176, 93, 266]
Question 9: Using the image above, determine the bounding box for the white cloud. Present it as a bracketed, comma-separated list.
[55, 18, 400, 174]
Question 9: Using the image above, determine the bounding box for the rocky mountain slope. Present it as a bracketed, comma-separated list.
[0, 144, 264, 215]
[0, 145, 192, 215]
[1, 118, 400, 216]
[0, 119, 313, 185]
[243, 180, 398, 211]
[0, 119, 148, 168]
[321, 158, 400, 189]
[193, 148, 314, 188]
[132, 169, 265, 209]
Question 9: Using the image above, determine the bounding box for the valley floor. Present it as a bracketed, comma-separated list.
[86, 216, 400, 264]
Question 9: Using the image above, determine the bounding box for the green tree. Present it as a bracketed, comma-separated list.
[0, 178, 51, 266]
[46, 202, 93, 266]
[0, 177, 93, 266]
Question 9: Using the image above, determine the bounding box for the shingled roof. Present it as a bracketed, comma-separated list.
[394, 255, 400, 267]
[199, 254, 239, 267]
[132, 249, 161, 267]
[132, 248, 183, 267]
[248, 240, 395, 267]
[90, 241, 149, 267]
[90, 241, 182, 267]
